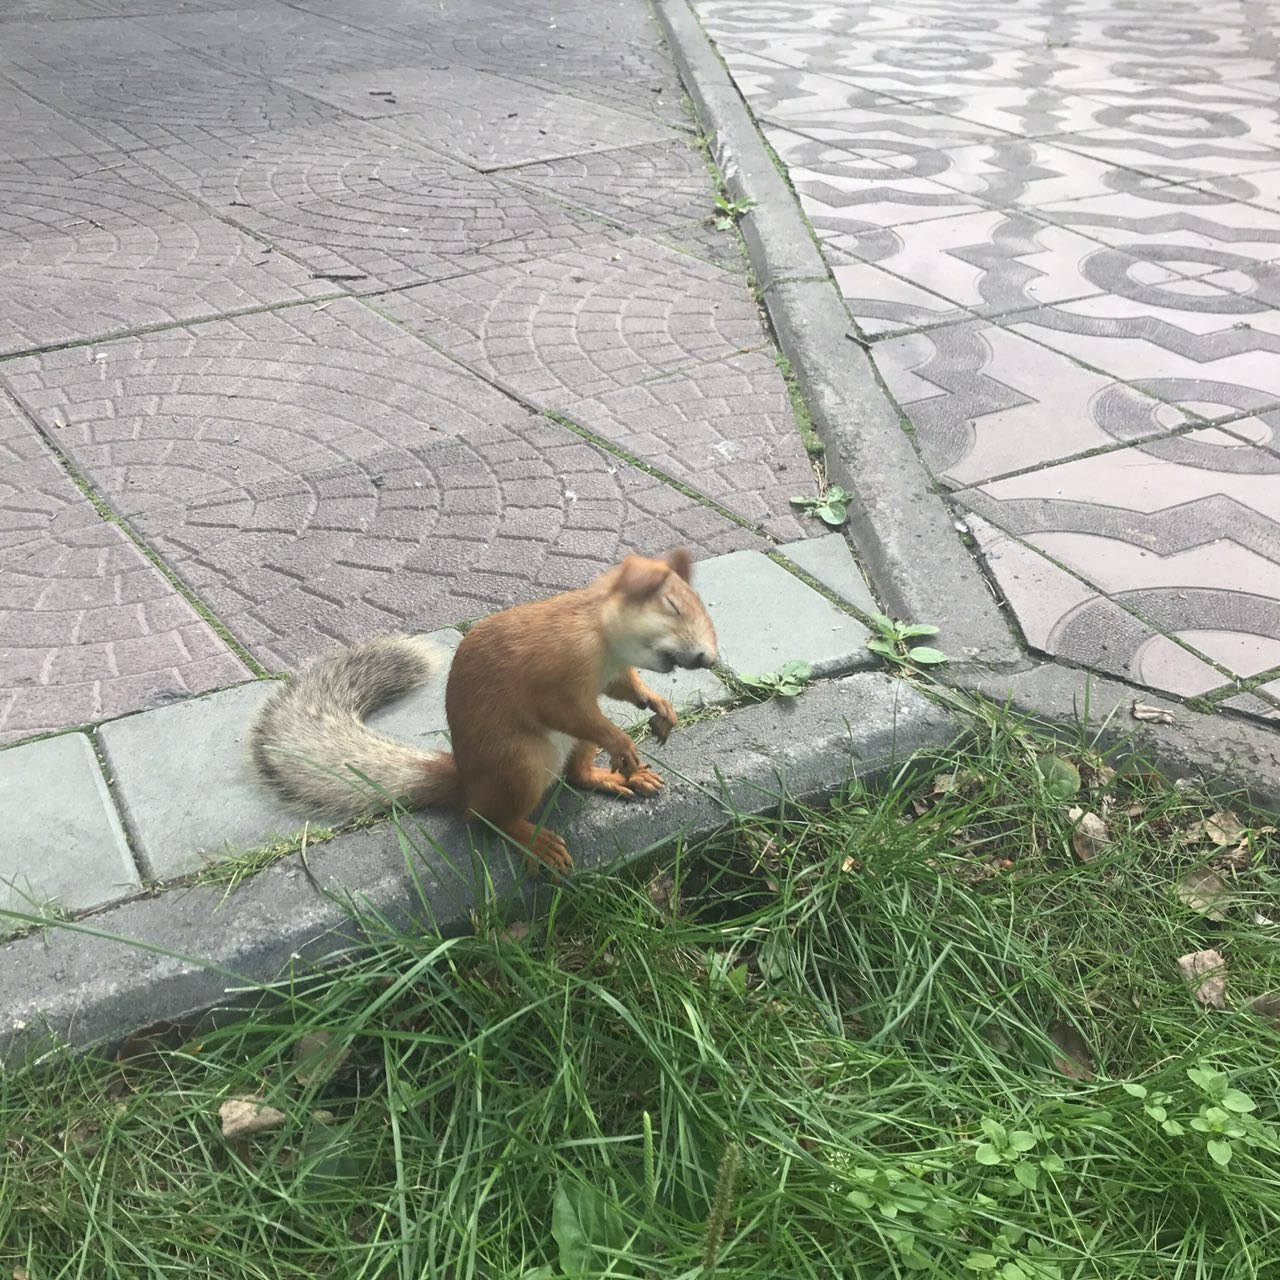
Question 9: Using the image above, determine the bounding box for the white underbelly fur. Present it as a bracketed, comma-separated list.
[548, 730, 576, 779]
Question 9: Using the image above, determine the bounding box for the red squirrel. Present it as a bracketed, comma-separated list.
[250, 549, 718, 873]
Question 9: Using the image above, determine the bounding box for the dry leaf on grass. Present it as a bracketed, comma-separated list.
[1178, 949, 1227, 1009]
[1048, 1021, 1095, 1081]
[1176, 868, 1231, 921]
[1132, 700, 1175, 724]
[1205, 810, 1245, 846]
[1067, 808, 1110, 862]
[219, 1096, 286, 1139]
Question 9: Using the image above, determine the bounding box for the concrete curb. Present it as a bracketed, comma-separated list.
[1, 672, 958, 1062]
[652, 0, 1021, 668]
[953, 663, 1280, 812]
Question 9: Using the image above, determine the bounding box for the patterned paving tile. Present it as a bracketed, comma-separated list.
[128, 426, 764, 670]
[561, 351, 812, 538]
[871, 320, 1189, 485]
[0, 395, 249, 743]
[376, 236, 767, 407]
[698, 0, 1280, 713]
[825, 207, 1126, 321]
[0, 299, 535, 514]
[963, 514, 1269, 697]
[959, 433, 1280, 686]
[283, 65, 672, 171]
[764, 127, 984, 229]
[1005, 279, 1280, 408]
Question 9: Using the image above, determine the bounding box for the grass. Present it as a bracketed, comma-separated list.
[3, 708, 1280, 1278]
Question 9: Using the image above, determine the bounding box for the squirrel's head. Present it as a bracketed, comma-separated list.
[603, 548, 719, 675]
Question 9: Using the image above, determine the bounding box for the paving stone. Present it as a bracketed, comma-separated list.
[16, 49, 348, 153]
[693, 549, 871, 679]
[1, 518, 251, 745]
[138, 120, 620, 292]
[127, 425, 765, 671]
[142, 4, 419, 79]
[2, 298, 536, 515]
[288, 65, 671, 171]
[777, 533, 879, 614]
[0, 216, 332, 357]
[379, 235, 767, 408]
[500, 140, 715, 233]
[0, 393, 102, 556]
[0, 85, 115, 164]
[0, 153, 197, 244]
[563, 350, 811, 538]
[0, 732, 138, 917]
[97, 680, 305, 880]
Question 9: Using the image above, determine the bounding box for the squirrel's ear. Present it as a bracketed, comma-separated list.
[664, 548, 693, 582]
[614, 555, 669, 600]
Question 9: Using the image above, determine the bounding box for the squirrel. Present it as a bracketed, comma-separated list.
[249, 548, 718, 874]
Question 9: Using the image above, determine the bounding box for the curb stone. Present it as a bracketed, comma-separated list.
[0, 733, 137, 916]
[0, 671, 958, 1061]
[652, 0, 1022, 669]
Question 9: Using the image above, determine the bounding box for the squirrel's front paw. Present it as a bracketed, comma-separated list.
[646, 696, 678, 743]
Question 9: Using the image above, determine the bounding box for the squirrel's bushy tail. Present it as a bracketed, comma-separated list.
[250, 633, 459, 821]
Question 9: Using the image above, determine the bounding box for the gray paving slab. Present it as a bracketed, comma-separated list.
[777, 533, 879, 615]
[0, 732, 138, 918]
[97, 680, 305, 881]
[694, 549, 872, 680]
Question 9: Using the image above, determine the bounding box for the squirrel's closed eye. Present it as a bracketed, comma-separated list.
[665, 596, 681, 616]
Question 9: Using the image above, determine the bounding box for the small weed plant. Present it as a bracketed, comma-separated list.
[737, 659, 812, 700]
[790, 484, 852, 528]
[710, 193, 756, 230]
[867, 612, 948, 669]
